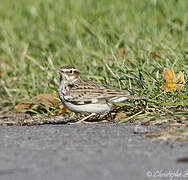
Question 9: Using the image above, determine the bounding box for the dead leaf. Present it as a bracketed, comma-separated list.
[177, 71, 184, 84]
[0, 58, 11, 70]
[118, 48, 130, 59]
[32, 93, 69, 114]
[32, 93, 60, 108]
[161, 68, 184, 92]
[14, 103, 31, 111]
[58, 105, 70, 115]
[151, 52, 160, 60]
[0, 72, 4, 78]
[15, 93, 69, 115]
[114, 113, 128, 121]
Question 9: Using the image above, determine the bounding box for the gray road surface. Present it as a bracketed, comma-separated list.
[0, 123, 188, 180]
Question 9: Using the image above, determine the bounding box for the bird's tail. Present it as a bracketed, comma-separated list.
[125, 95, 147, 100]
[110, 95, 146, 103]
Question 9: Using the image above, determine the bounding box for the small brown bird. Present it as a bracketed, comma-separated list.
[58, 65, 145, 122]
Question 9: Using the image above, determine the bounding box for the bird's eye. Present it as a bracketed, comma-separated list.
[70, 70, 73, 74]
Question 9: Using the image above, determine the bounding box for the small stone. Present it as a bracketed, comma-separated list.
[133, 126, 148, 134]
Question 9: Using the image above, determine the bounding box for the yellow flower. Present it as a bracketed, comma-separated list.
[161, 68, 184, 92]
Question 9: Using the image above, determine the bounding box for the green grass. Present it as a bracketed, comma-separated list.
[0, 0, 187, 120]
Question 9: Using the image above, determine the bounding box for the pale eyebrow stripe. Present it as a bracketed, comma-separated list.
[62, 69, 79, 73]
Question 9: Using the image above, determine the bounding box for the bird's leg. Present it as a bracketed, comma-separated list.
[75, 113, 97, 124]
[99, 112, 111, 120]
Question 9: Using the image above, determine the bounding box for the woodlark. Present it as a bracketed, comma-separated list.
[58, 65, 145, 123]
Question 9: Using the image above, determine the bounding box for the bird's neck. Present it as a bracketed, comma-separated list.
[59, 80, 69, 95]
[59, 77, 80, 95]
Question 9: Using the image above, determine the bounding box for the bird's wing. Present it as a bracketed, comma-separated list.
[63, 79, 145, 105]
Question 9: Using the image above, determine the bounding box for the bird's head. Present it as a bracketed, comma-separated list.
[58, 65, 80, 84]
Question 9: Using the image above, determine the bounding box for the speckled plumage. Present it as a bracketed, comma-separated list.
[58, 66, 145, 116]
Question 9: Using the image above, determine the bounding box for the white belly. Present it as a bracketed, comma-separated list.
[63, 101, 112, 114]
[59, 88, 112, 114]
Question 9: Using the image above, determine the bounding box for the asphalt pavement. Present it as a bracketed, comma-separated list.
[0, 123, 187, 180]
